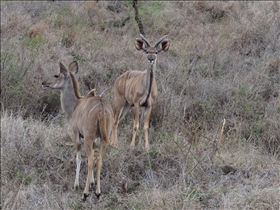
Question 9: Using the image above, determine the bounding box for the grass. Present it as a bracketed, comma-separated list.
[1, 1, 280, 209]
[1, 110, 279, 209]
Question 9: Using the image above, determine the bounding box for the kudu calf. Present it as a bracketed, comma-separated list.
[42, 61, 113, 201]
[112, 34, 169, 150]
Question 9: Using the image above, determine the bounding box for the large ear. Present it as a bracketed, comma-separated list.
[60, 62, 68, 77]
[69, 61, 78, 74]
[157, 39, 169, 53]
[135, 38, 146, 51]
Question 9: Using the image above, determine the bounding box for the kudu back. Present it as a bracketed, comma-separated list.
[42, 61, 113, 201]
[112, 34, 169, 150]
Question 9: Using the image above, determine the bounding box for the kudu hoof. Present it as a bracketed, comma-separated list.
[95, 192, 101, 199]
[82, 193, 89, 201]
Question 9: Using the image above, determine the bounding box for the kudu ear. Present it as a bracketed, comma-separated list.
[60, 62, 68, 77]
[135, 38, 146, 51]
[161, 39, 169, 52]
[157, 39, 169, 53]
[69, 61, 78, 74]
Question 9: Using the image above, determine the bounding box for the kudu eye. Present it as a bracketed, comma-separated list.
[54, 75, 59, 78]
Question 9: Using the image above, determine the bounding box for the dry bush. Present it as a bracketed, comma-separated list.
[193, 1, 226, 22]
[28, 22, 46, 38]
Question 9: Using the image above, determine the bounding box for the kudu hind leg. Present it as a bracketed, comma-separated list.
[74, 132, 82, 190]
[112, 99, 124, 147]
[95, 140, 109, 198]
[90, 139, 99, 191]
[82, 140, 95, 201]
[119, 101, 131, 122]
[112, 99, 129, 147]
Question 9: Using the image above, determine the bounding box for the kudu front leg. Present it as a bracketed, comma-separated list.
[144, 106, 152, 150]
[130, 104, 140, 149]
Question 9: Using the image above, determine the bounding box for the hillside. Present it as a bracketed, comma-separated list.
[1, 1, 279, 209]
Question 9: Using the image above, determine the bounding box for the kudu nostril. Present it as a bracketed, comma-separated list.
[148, 54, 156, 63]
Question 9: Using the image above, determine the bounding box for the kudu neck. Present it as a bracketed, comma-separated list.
[60, 76, 80, 118]
[145, 61, 156, 84]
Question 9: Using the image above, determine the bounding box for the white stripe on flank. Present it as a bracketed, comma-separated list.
[89, 102, 101, 114]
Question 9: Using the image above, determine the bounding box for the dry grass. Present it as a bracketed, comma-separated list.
[1, 1, 280, 209]
[1, 111, 279, 209]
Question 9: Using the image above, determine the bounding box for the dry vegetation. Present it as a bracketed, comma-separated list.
[1, 1, 280, 209]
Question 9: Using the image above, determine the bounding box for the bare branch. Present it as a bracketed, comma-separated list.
[133, 0, 145, 36]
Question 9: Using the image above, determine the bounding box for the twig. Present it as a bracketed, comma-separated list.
[202, 135, 213, 142]
[217, 119, 226, 152]
[11, 184, 23, 210]
[211, 119, 226, 161]
[99, 87, 108, 97]
[133, 0, 145, 36]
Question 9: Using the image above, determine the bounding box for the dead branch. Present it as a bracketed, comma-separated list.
[133, 0, 145, 36]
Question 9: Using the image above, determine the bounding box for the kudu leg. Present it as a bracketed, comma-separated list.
[112, 99, 124, 147]
[95, 140, 108, 198]
[82, 140, 95, 201]
[130, 104, 140, 149]
[119, 101, 131, 122]
[112, 100, 130, 147]
[112, 109, 120, 147]
[144, 106, 152, 150]
[74, 132, 82, 189]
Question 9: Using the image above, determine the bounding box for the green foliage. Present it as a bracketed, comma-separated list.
[68, 199, 82, 210]
[38, 93, 60, 119]
[234, 86, 260, 120]
[61, 30, 75, 48]
[1, 52, 25, 107]
[93, 35, 106, 47]
[54, 5, 71, 29]
[138, 2, 166, 31]
[139, 2, 165, 14]
[187, 189, 199, 197]
[221, 186, 228, 195]
[250, 121, 264, 138]
[103, 69, 112, 83]
[26, 36, 44, 47]
[16, 171, 32, 186]
[37, 168, 44, 174]
[69, 51, 86, 63]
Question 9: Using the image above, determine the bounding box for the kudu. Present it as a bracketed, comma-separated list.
[112, 34, 169, 150]
[42, 61, 113, 201]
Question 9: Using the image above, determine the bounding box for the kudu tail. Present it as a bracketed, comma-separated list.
[99, 105, 110, 144]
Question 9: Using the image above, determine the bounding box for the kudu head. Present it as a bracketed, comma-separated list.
[42, 61, 78, 90]
[135, 34, 169, 67]
[42, 61, 81, 117]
